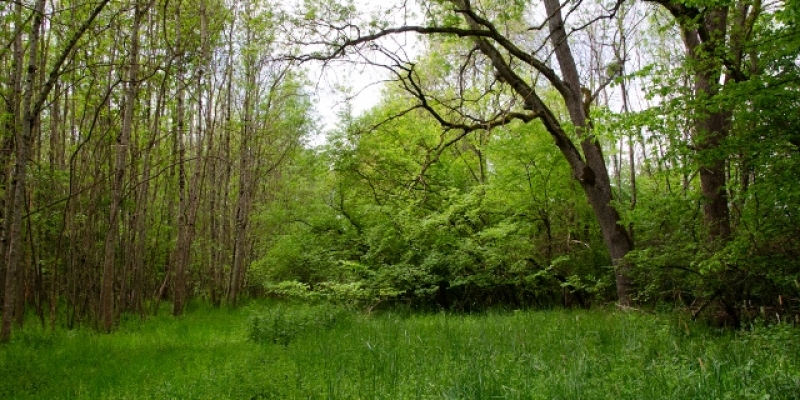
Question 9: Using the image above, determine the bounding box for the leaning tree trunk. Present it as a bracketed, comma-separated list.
[453, 0, 634, 305]
[542, 0, 634, 305]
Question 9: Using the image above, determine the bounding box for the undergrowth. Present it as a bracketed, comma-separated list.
[1, 302, 799, 399]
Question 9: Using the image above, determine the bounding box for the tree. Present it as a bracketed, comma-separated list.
[644, 0, 798, 242]
[100, 0, 149, 332]
[291, 0, 635, 304]
[2, 0, 111, 343]
[0, 0, 319, 337]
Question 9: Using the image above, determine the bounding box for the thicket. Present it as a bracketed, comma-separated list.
[243, 1, 800, 327]
[252, 78, 800, 324]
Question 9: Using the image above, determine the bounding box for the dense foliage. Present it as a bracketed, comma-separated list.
[0, 0, 799, 341]
[250, 0, 800, 322]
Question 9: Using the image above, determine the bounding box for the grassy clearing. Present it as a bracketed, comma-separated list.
[1, 302, 799, 399]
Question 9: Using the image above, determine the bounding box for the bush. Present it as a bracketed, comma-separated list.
[247, 303, 353, 346]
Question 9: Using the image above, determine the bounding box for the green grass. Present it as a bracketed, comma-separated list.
[2, 303, 799, 399]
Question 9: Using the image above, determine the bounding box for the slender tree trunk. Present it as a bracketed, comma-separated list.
[0, 1, 26, 319]
[133, 65, 164, 316]
[616, 14, 637, 241]
[172, 93, 205, 316]
[172, 1, 210, 316]
[2, 0, 47, 343]
[47, 81, 65, 328]
[228, 91, 253, 307]
[99, 2, 143, 331]
[207, 133, 221, 307]
[228, 10, 256, 306]
[219, 37, 234, 304]
[171, 64, 188, 315]
[201, 0, 224, 306]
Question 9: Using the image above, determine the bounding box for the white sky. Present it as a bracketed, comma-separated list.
[297, 0, 422, 146]
[301, 0, 660, 147]
[309, 60, 389, 132]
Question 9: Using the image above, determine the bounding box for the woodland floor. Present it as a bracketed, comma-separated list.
[1, 302, 799, 399]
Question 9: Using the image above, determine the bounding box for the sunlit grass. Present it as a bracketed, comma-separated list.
[1, 302, 799, 399]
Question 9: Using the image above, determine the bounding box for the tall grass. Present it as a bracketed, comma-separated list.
[1, 302, 798, 399]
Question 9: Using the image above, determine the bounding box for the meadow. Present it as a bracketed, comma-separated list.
[1, 302, 798, 399]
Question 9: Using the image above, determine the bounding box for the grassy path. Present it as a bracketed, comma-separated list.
[1, 303, 799, 399]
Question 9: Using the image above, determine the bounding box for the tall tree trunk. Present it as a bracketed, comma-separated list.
[680, 8, 732, 241]
[228, 17, 258, 305]
[100, 2, 142, 331]
[201, 0, 224, 307]
[172, 1, 210, 316]
[0, 1, 26, 321]
[546, 0, 634, 304]
[171, 93, 205, 316]
[648, 1, 761, 243]
[219, 36, 235, 304]
[47, 81, 66, 329]
[171, 62, 188, 315]
[228, 89, 253, 307]
[2, 0, 47, 343]
[132, 63, 164, 316]
[616, 10, 637, 241]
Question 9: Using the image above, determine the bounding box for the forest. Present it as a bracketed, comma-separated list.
[0, 0, 799, 342]
[1, 0, 800, 398]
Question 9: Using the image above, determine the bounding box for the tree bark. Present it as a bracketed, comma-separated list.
[228, 77, 254, 307]
[647, 1, 758, 242]
[2, 0, 47, 343]
[544, 0, 634, 304]
[680, 8, 732, 241]
[171, 67, 189, 316]
[0, 1, 26, 321]
[228, 12, 260, 305]
[172, 0, 210, 316]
